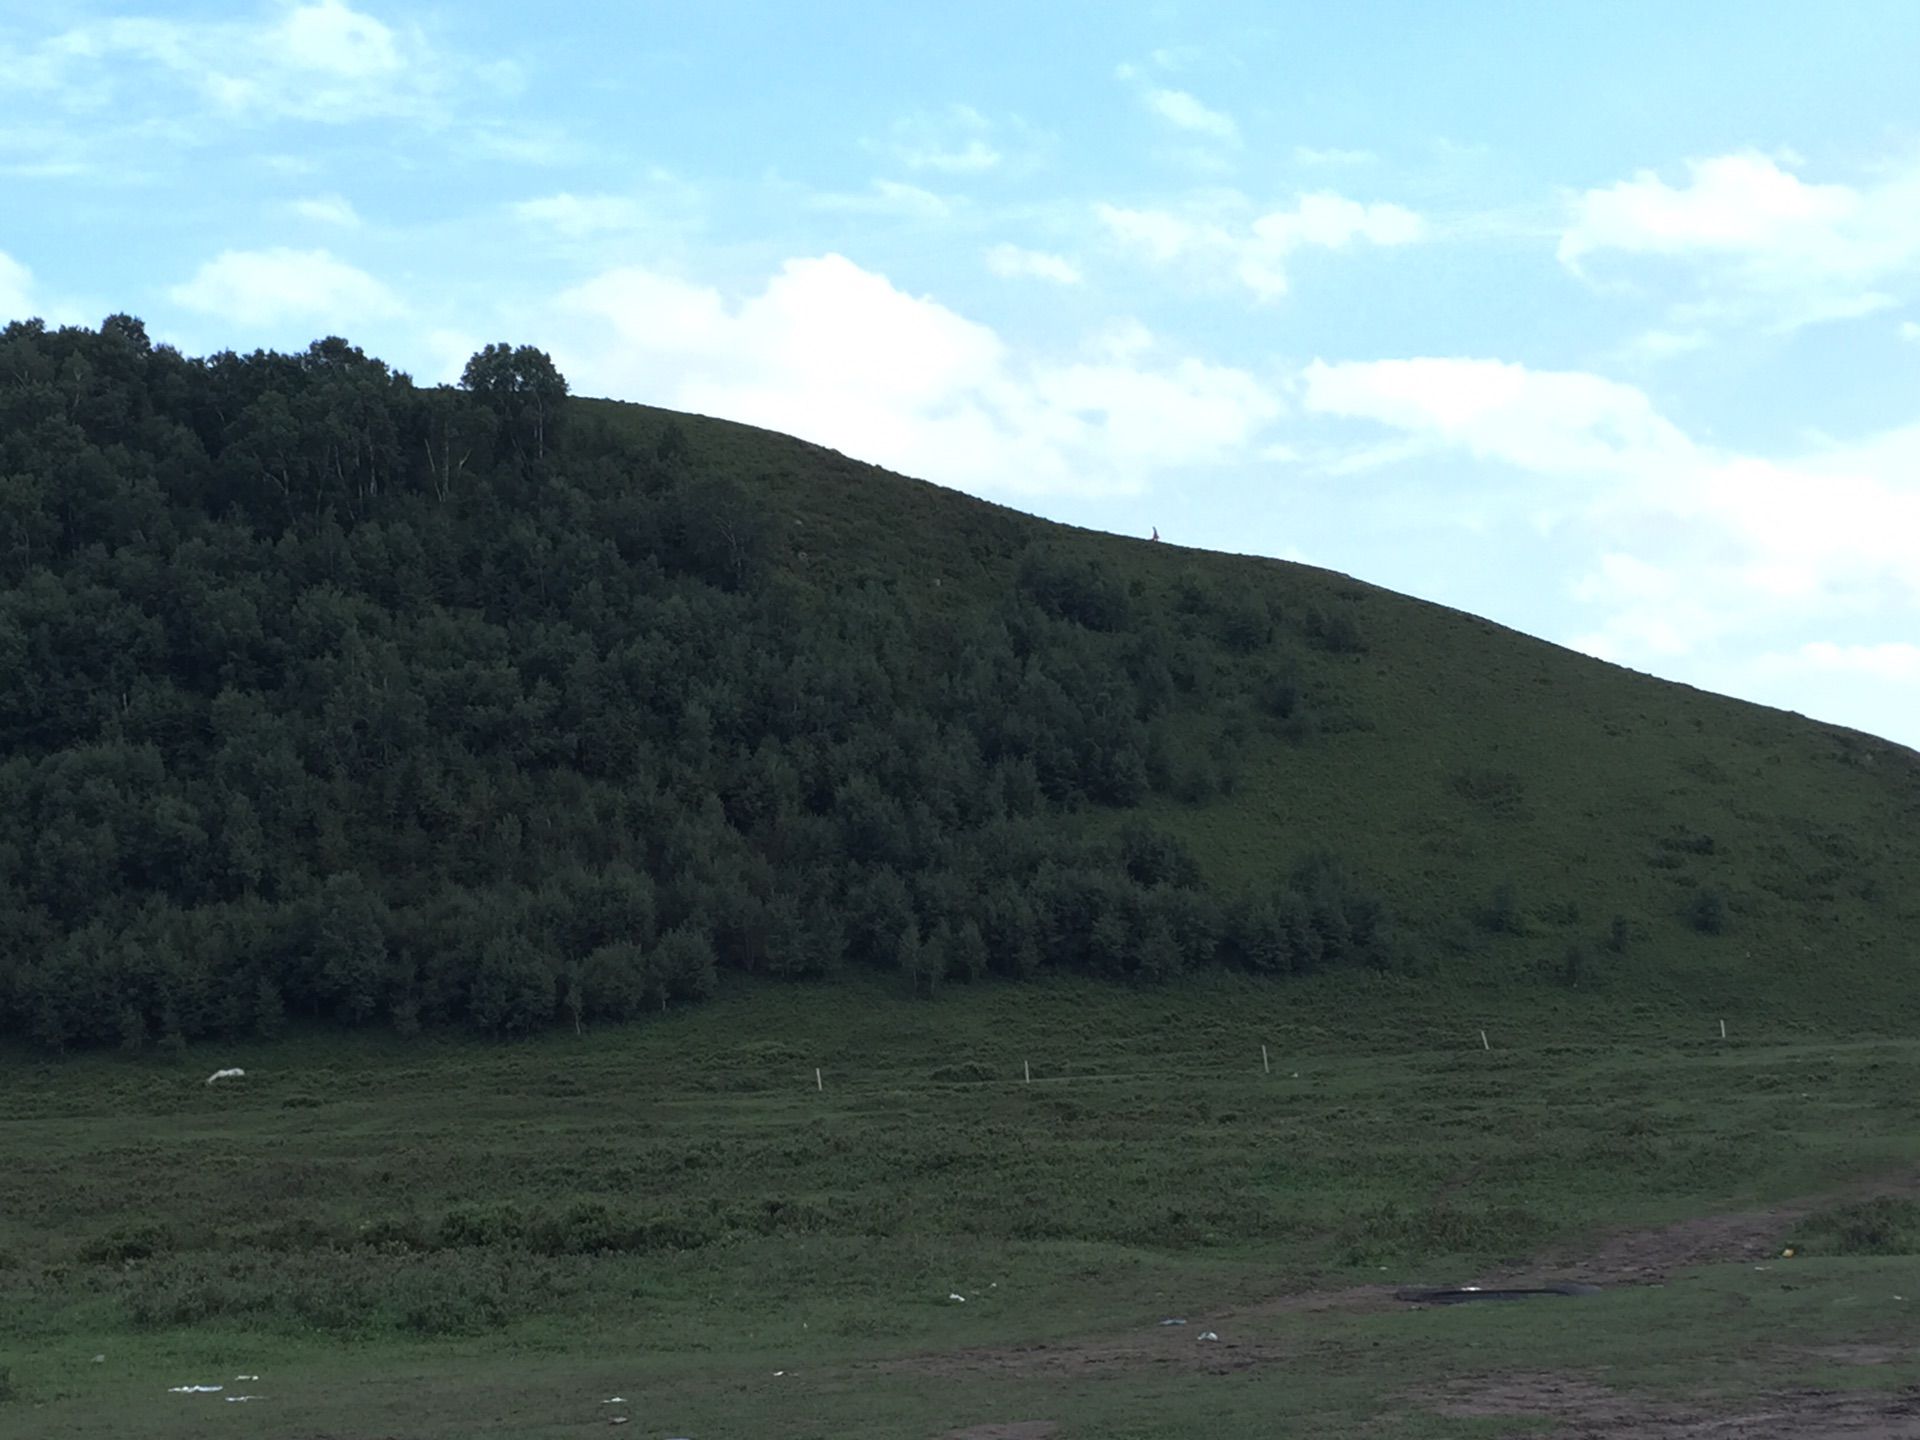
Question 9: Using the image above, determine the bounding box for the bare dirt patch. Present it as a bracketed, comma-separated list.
[877, 1170, 1920, 1387]
[1433, 1373, 1920, 1437]
[941, 1424, 1060, 1440]
[1488, 1166, 1920, 1290]
[873, 1328, 1298, 1381]
[1521, 1203, 1819, 1286]
[1810, 1344, 1908, 1368]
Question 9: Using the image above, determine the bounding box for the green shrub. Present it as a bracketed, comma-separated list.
[1480, 882, 1524, 935]
[1795, 1197, 1920, 1256]
[436, 1204, 528, 1250]
[1561, 941, 1589, 988]
[1304, 605, 1366, 654]
[1687, 886, 1728, 934]
[357, 1215, 431, 1252]
[929, 1060, 996, 1083]
[79, 1223, 172, 1265]
[1449, 767, 1526, 817]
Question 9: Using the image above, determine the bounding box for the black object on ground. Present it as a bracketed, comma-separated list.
[1395, 1282, 1600, 1305]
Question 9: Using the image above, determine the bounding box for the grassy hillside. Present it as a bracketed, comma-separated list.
[584, 394, 1920, 1022]
[2, 318, 1916, 1057]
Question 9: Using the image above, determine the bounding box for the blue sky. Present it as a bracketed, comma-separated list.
[5, 1, 1920, 746]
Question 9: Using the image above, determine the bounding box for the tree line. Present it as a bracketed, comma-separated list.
[0, 317, 1391, 1050]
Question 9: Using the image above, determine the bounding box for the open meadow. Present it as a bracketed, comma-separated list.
[6, 973, 1920, 1438]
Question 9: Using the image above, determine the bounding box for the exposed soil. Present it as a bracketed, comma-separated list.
[873, 1168, 1920, 1432]
[1812, 1344, 1909, 1367]
[872, 1329, 1302, 1381]
[872, 1185, 1831, 1382]
[1492, 1166, 1920, 1290]
[1504, 1202, 1822, 1288]
[1433, 1374, 1920, 1437]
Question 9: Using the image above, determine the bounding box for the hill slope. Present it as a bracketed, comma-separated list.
[1, 318, 1915, 1051]
[590, 395, 1920, 1006]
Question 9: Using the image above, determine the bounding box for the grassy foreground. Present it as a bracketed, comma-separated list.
[5, 975, 1920, 1437]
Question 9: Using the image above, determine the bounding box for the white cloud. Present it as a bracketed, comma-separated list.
[512, 192, 649, 237]
[273, 0, 403, 79]
[877, 104, 1004, 173]
[169, 247, 401, 326]
[1295, 145, 1376, 166]
[1761, 641, 1920, 683]
[0, 2, 503, 133]
[0, 249, 84, 325]
[1257, 192, 1425, 249]
[0, 250, 36, 321]
[808, 179, 953, 222]
[984, 244, 1082, 285]
[467, 125, 579, 167]
[288, 192, 361, 227]
[1141, 87, 1238, 142]
[1100, 191, 1427, 299]
[1560, 151, 1920, 331]
[1096, 203, 1201, 264]
[1562, 153, 1853, 263]
[1302, 357, 1690, 473]
[1616, 327, 1711, 362]
[1303, 353, 1920, 669]
[1901, 320, 1920, 342]
[553, 254, 1281, 497]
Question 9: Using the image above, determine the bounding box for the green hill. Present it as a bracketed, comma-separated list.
[591, 395, 1920, 1013]
[2, 316, 1916, 1052]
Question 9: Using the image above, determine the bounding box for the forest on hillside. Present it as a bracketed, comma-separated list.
[0, 318, 1391, 1052]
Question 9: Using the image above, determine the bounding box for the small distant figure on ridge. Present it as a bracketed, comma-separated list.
[1151, 526, 1160, 542]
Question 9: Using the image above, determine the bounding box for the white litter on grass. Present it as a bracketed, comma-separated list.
[168, 1384, 223, 1393]
[1197, 1331, 1220, 1342]
[600, 1397, 625, 1404]
[235, 1374, 259, 1380]
[91, 1354, 105, 1364]
[225, 1395, 261, 1403]
[205, 1068, 245, 1084]
[948, 1292, 966, 1302]
[1158, 1318, 1187, 1327]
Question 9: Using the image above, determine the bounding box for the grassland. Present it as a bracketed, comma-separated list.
[6, 975, 1920, 1437]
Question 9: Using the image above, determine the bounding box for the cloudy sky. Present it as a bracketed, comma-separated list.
[5, 2, 1920, 748]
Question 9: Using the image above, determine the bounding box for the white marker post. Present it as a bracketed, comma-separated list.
[1024, 1058, 1031, 1085]
[1262, 1044, 1270, 1075]
[1719, 1019, 1727, 1041]
[1480, 1029, 1490, 1051]
[815, 1067, 822, 1092]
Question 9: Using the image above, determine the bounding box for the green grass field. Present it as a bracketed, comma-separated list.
[7, 975, 1920, 1437]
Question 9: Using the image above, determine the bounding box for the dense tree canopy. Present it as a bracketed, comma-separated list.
[0, 318, 1389, 1051]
